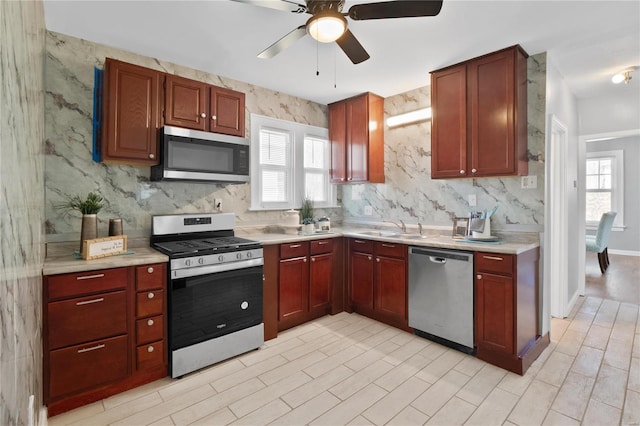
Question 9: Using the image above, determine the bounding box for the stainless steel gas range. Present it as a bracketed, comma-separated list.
[150, 213, 264, 378]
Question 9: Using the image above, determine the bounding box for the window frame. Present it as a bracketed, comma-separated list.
[585, 150, 624, 229]
[250, 114, 336, 211]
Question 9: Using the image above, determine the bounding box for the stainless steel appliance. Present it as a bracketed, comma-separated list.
[151, 213, 263, 378]
[150, 126, 250, 183]
[408, 247, 474, 354]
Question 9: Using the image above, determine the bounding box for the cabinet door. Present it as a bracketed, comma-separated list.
[279, 257, 309, 321]
[346, 94, 369, 182]
[164, 74, 208, 131]
[210, 86, 245, 136]
[309, 253, 332, 311]
[349, 251, 374, 310]
[329, 101, 347, 183]
[475, 272, 514, 354]
[375, 255, 406, 322]
[102, 58, 161, 165]
[431, 64, 467, 178]
[467, 49, 516, 176]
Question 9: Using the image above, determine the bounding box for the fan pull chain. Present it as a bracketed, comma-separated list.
[316, 36, 319, 76]
[334, 44, 337, 88]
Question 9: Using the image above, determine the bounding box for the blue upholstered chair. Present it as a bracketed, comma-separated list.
[586, 211, 617, 273]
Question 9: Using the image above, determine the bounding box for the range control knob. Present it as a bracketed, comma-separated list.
[218, 255, 224, 262]
[247, 251, 252, 258]
[185, 259, 191, 266]
[198, 258, 204, 265]
[236, 253, 242, 260]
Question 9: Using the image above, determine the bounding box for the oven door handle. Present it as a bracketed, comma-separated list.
[171, 258, 264, 279]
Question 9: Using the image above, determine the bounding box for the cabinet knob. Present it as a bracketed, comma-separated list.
[149, 153, 155, 159]
[303, 258, 307, 263]
[311, 258, 316, 262]
[367, 256, 372, 261]
[477, 274, 482, 280]
[459, 170, 465, 175]
[200, 112, 206, 118]
[347, 177, 352, 181]
[147, 267, 154, 274]
[211, 115, 217, 120]
[147, 292, 155, 299]
[147, 319, 154, 326]
[341, 178, 345, 182]
[471, 168, 477, 173]
[376, 258, 380, 262]
[147, 345, 154, 353]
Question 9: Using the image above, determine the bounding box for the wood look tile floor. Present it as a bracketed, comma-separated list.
[585, 253, 640, 305]
[49, 297, 640, 426]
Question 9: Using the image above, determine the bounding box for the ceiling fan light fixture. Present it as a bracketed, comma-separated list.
[307, 12, 347, 43]
[611, 69, 633, 84]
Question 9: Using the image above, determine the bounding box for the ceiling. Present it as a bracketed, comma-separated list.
[43, 0, 640, 106]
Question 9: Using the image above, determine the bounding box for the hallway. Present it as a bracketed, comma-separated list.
[585, 253, 640, 305]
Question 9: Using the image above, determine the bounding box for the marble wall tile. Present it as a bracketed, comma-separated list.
[44, 31, 340, 241]
[341, 53, 547, 232]
[0, 1, 46, 424]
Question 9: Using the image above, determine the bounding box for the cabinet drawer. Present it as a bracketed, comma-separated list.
[280, 242, 309, 259]
[136, 340, 164, 371]
[476, 252, 514, 275]
[375, 241, 405, 259]
[48, 290, 127, 350]
[136, 289, 164, 318]
[349, 238, 373, 253]
[136, 263, 165, 291]
[47, 268, 128, 300]
[136, 315, 164, 345]
[49, 335, 128, 400]
[310, 239, 333, 255]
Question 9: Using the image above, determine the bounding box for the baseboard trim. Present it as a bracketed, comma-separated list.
[607, 249, 640, 257]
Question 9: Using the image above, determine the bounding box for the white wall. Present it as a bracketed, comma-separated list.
[545, 53, 581, 321]
[579, 90, 640, 135]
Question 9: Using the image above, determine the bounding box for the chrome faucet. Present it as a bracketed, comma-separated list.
[385, 219, 406, 233]
[418, 222, 423, 236]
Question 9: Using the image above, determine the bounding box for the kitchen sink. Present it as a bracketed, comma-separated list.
[357, 230, 401, 237]
[400, 234, 427, 240]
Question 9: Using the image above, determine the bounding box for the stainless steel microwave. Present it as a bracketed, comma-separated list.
[150, 126, 250, 183]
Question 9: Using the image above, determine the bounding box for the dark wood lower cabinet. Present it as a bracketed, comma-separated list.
[475, 248, 549, 374]
[279, 256, 309, 322]
[348, 239, 408, 330]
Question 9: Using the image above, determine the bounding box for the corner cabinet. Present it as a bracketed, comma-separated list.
[431, 45, 528, 179]
[348, 238, 408, 329]
[474, 249, 548, 374]
[102, 58, 163, 165]
[165, 74, 245, 137]
[43, 263, 167, 416]
[329, 92, 385, 184]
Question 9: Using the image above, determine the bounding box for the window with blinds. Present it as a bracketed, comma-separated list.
[585, 150, 624, 228]
[250, 114, 335, 210]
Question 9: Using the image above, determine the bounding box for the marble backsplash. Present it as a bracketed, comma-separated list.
[44, 31, 340, 242]
[342, 53, 547, 232]
[1, 1, 46, 424]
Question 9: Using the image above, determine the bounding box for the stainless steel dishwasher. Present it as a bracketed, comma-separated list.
[408, 247, 474, 353]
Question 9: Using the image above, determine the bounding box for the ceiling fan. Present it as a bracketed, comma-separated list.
[232, 0, 444, 64]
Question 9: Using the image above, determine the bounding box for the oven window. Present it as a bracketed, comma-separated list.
[168, 139, 234, 173]
[170, 266, 263, 350]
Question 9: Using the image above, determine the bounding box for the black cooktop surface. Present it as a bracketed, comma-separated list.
[153, 236, 260, 256]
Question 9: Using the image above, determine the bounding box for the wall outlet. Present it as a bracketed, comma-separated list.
[363, 205, 373, 216]
[521, 175, 537, 189]
[468, 194, 477, 207]
[214, 198, 222, 212]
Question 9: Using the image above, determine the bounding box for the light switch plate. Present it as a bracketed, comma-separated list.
[468, 194, 477, 207]
[521, 176, 537, 189]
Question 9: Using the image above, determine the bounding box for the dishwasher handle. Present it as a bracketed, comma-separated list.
[429, 256, 447, 264]
[409, 247, 472, 262]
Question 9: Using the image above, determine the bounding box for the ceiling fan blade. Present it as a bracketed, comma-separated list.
[257, 25, 307, 59]
[230, 0, 307, 14]
[336, 29, 370, 64]
[348, 0, 443, 20]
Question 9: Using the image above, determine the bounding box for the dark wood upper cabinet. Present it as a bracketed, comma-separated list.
[165, 74, 245, 137]
[431, 45, 528, 179]
[102, 58, 162, 165]
[329, 92, 384, 184]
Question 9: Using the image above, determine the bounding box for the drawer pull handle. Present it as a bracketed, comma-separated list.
[75, 297, 104, 306]
[147, 267, 154, 273]
[289, 244, 301, 248]
[147, 346, 154, 353]
[483, 256, 504, 261]
[76, 273, 105, 281]
[147, 319, 154, 326]
[148, 292, 155, 299]
[354, 240, 366, 244]
[318, 241, 329, 245]
[382, 244, 395, 248]
[78, 344, 105, 354]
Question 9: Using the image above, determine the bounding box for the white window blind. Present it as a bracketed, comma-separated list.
[250, 114, 335, 210]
